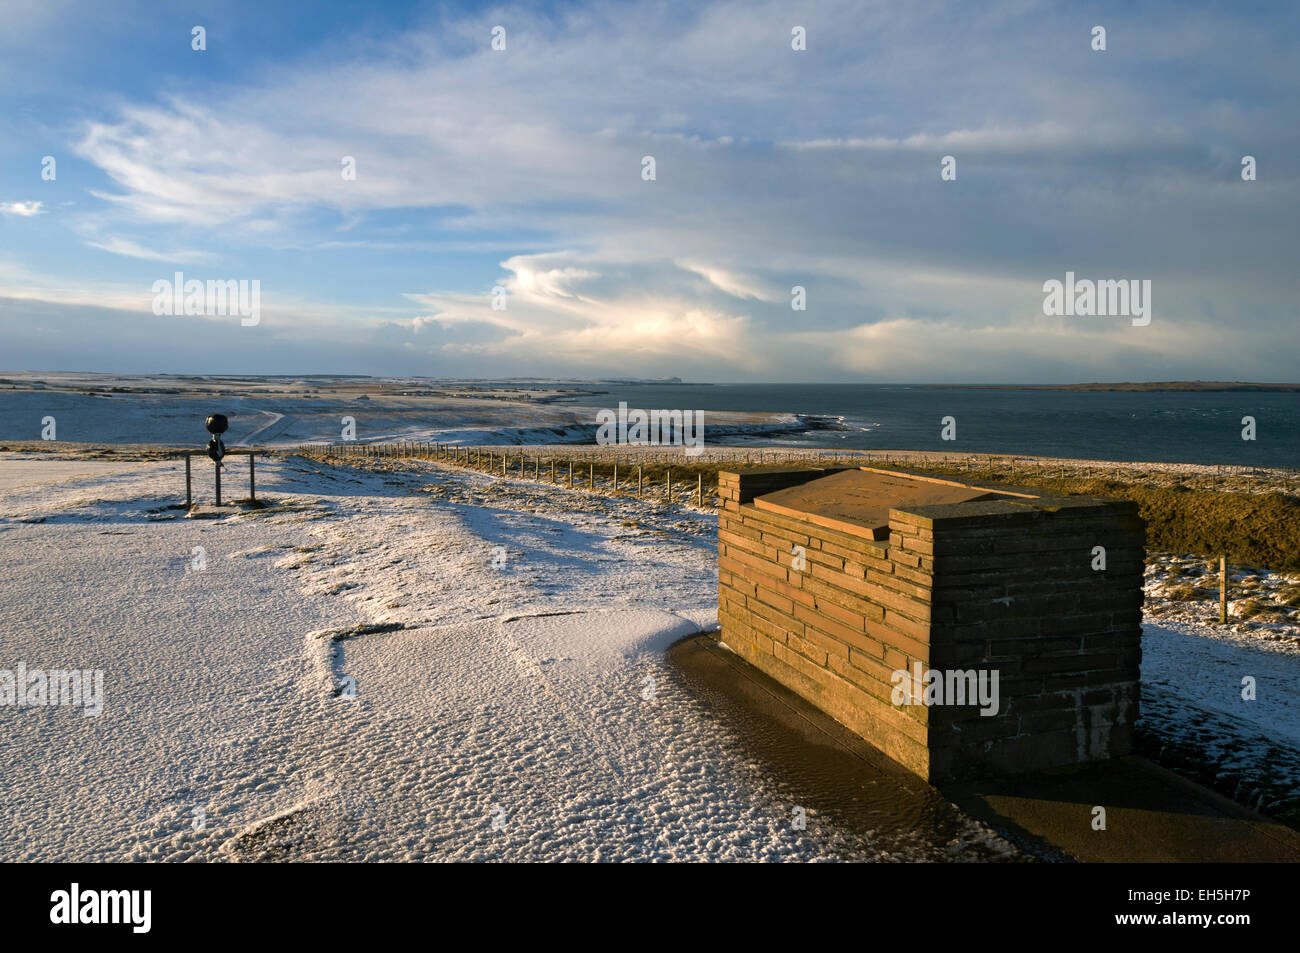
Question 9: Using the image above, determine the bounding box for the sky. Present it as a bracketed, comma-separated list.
[0, 0, 1296, 383]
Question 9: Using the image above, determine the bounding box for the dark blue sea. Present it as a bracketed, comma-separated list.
[580, 384, 1300, 469]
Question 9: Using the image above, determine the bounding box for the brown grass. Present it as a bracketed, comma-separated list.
[898, 462, 1300, 572]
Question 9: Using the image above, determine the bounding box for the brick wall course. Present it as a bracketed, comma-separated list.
[716, 467, 1145, 783]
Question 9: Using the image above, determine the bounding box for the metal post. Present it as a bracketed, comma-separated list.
[185, 452, 192, 508]
[215, 460, 222, 507]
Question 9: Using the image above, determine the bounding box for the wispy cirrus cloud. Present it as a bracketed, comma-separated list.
[83, 236, 215, 264]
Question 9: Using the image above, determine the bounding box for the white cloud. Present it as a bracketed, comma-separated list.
[83, 236, 215, 264]
[403, 252, 761, 369]
[0, 201, 44, 216]
[676, 260, 780, 302]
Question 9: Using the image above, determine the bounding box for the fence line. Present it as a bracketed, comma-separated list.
[292, 440, 722, 507]
[288, 440, 1300, 500]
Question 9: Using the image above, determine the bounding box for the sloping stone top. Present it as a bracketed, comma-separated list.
[752, 468, 1029, 540]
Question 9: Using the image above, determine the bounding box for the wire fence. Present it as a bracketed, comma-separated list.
[293, 441, 723, 507]
[289, 440, 1300, 501]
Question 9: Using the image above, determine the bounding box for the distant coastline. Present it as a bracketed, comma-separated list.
[919, 381, 1300, 392]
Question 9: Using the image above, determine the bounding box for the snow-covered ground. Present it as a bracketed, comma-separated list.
[1145, 553, 1300, 642]
[4, 452, 1297, 860]
[0, 453, 1022, 861]
[1137, 618, 1300, 820]
[0, 457, 149, 494]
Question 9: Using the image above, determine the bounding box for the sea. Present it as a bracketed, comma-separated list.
[579, 383, 1300, 469]
[2, 380, 1296, 469]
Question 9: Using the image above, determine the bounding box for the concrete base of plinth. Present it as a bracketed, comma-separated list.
[667, 632, 1300, 862]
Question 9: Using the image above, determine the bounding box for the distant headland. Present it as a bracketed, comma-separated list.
[920, 381, 1300, 392]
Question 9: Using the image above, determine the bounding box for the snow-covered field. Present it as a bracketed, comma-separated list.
[1145, 553, 1300, 642]
[3, 452, 1297, 860]
[0, 453, 1019, 861]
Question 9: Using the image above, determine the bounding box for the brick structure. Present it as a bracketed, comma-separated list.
[716, 466, 1145, 783]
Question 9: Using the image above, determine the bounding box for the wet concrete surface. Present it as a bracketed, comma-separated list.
[666, 634, 1049, 861]
[946, 758, 1300, 863]
[667, 633, 1300, 862]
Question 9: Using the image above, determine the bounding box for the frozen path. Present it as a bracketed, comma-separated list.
[234, 409, 287, 446]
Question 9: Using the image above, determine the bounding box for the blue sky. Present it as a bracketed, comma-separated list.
[1, 0, 1297, 382]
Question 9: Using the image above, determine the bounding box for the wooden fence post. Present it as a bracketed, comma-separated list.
[1219, 555, 1228, 624]
[249, 453, 257, 503]
[185, 452, 192, 508]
